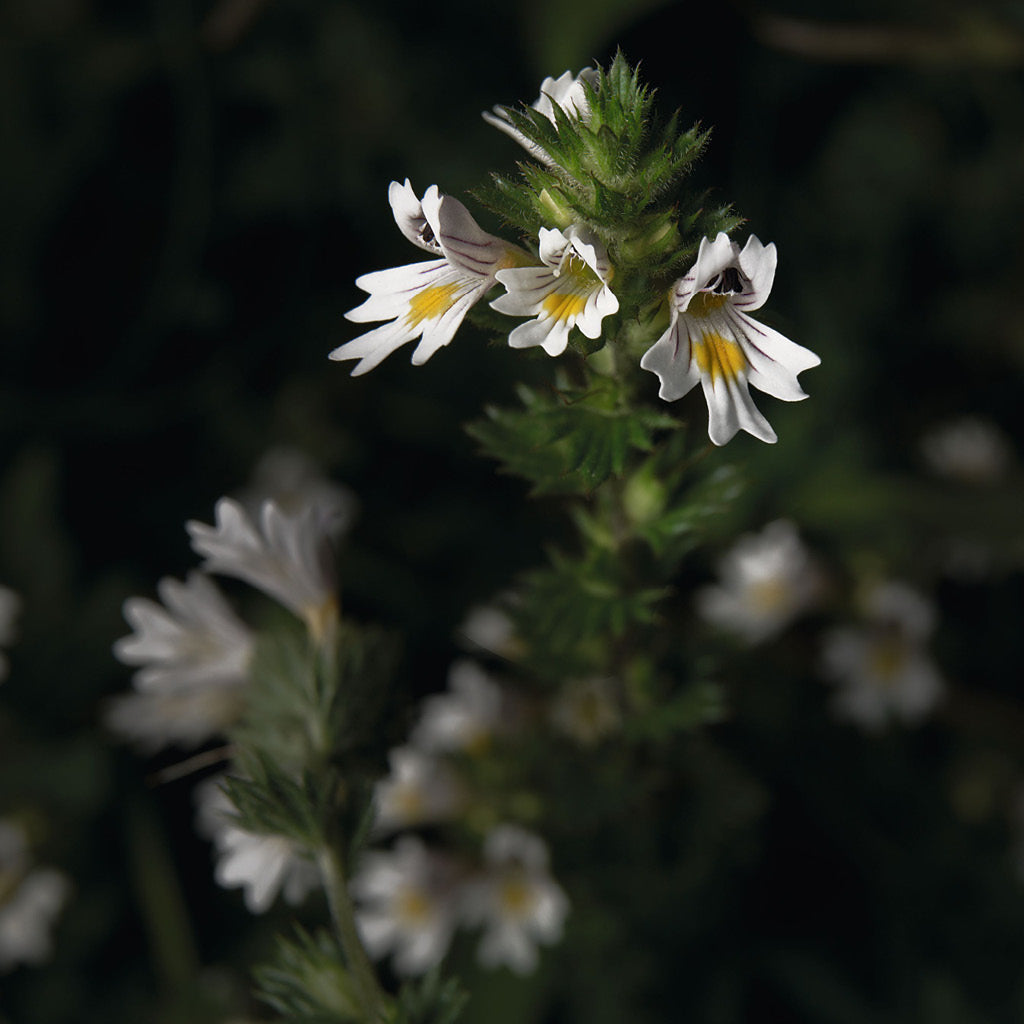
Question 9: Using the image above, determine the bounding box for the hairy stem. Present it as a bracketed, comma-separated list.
[318, 841, 387, 1022]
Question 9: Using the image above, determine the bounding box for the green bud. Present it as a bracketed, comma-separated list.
[618, 215, 682, 266]
[537, 188, 575, 228]
[623, 464, 668, 525]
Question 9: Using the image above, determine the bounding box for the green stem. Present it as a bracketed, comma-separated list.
[318, 842, 387, 1022]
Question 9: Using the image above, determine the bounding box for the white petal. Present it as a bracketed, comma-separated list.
[435, 195, 517, 278]
[892, 659, 944, 721]
[478, 922, 537, 974]
[576, 284, 618, 339]
[346, 260, 449, 322]
[388, 180, 442, 254]
[702, 375, 777, 446]
[506, 317, 568, 356]
[683, 233, 739, 304]
[412, 289, 481, 365]
[330, 321, 419, 376]
[640, 320, 702, 402]
[734, 235, 777, 311]
[491, 268, 555, 316]
[563, 224, 610, 282]
[357, 911, 399, 958]
[538, 227, 570, 268]
[731, 312, 820, 401]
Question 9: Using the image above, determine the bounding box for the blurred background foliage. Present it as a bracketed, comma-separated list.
[3, 0, 1024, 1021]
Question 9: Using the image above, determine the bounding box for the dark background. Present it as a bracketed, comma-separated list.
[3, 0, 1024, 1021]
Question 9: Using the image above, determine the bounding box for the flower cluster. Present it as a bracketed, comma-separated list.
[698, 526, 946, 734]
[350, 661, 569, 976]
[330, 65, 820, 446]
[108, 452, 350, 912]
[108, 453, 346, 752]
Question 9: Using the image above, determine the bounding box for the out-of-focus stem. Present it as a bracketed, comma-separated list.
[318, 842, 387, 1022]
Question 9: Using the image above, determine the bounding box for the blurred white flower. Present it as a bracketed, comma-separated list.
[821, 581, 944, 731]
[108, 573, 251, 750]
[373, 747, 465, 835]
[411, 661, 504, 755]
[350, 836, 459, 976]
[457, 600, 519, 659]
[483, 68, 598, 163]
[549, 677, 621, 746]
[114, 572, 253, 694]
[697, 520, 821, 644]
[463, 825, 569, 975]
[0, 820, 70, 972]
[240, 446, 357, 540]
[187, 497, 338, 638]
[920, 416, 1012, 485]
[195, 779, 319, 914]
[105, 685, 246, 752]
[0, 585, 20, 683]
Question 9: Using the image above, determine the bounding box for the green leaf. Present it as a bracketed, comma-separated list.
[254, 926, 365, 1023]
[390, 969, 468, 1024]
[515, 546, 669, 657]
[467, 382, 680, 495]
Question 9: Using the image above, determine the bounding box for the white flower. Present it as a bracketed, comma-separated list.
[821, 581, 944, 732]
[697, 520, 821, 644]
[457, 597, 520, 658]
[330, 180, 529, 375]
[373, 747, 465, 835]
[491, 225, 619, 356]
[411, 661, 504, 755]
[483, 68, 598, 163]
[0, 820, 70, 972]
[195, 779, 320, 914]
[109, 551, 254, 752]
[640, 233, 820, 445]
[187, 497, 337, 637]
[104, 685, 246, 752]
[0, 585, 20, 683]
[549, 677, 621, 746]
[463, 825, 569, 975]
[920, 416, 1012, 485]
[113, 572, 253, 693]
[240, 446, 357, 540]
[350, 836, 459, 976]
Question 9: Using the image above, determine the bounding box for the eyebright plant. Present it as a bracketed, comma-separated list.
[110, 57, 828, 1024]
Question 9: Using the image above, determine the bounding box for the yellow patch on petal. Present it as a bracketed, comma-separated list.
[687, 292, 729, 317]
[542, 291, 587, 322]
[406, 284, 459, 327]
[499, 248, 541, 270]
[397, 886, 435, 925]
[693, 331, 747, 384]
[750, 579, 790, 614]
[869, 637, 908, 685]
[499, 875, 535, 917]
[393, 784, 425, 822]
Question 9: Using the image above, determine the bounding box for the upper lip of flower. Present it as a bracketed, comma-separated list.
[482, 68, 598, 163]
